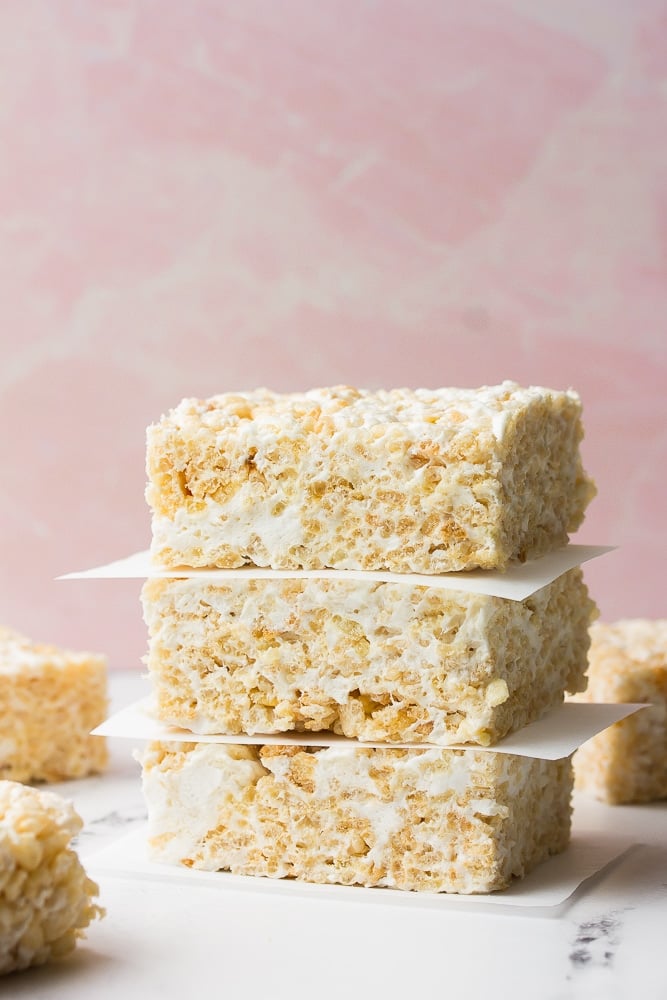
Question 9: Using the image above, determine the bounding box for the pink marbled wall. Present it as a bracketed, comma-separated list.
[0, 1, 665, 668]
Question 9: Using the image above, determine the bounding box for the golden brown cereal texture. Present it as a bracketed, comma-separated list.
[141, 741, 573, 894]
[142, 568, 594, 745]
[146, 383, 595, 572]
[0, 627, 109, 783]
[0, 781, 104, 975]
[572, 619, 667, 804]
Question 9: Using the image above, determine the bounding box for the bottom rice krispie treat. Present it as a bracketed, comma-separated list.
[141, 742, 573, 894]
[0, 781, 104, 975]
[0, 627, 108, 783]
[572, 619, 667, 804]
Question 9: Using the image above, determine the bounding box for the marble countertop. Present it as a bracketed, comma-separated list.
[9, 671, 667, 1000]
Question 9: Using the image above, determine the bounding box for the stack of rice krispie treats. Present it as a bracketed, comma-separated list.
[139, 382, 597, 894]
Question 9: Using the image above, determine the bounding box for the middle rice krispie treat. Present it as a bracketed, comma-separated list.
[142, 567, 595, 745]
[141, 741, 573, 894]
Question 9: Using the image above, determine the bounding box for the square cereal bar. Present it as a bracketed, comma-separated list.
[0, 628, 108, 783]
[142, 568, 594, 745]
[141, 741, 573, 894]
[146, 383, 595, 573]
[0, 781, 103, 974]
[572, 619, 667, 804]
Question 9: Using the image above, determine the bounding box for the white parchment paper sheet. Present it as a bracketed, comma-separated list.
[93, 699, 644, 759]
[59, 544, 613, 601]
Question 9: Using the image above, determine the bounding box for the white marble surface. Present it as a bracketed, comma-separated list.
[9, 671, 667, 1000]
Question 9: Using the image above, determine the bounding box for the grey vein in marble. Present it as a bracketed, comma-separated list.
[568, 911, 623, 971]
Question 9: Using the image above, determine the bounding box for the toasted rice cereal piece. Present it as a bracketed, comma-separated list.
[0, 781, 104, 974]
[142, 568, 594, 745]
[146, 383, 595, 573]
[0, 628, 108, 783]
[572, 619, 667, 804]
[140, 741, 572, 894]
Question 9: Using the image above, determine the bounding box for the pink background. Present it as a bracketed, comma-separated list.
[1, 1, 665, 669]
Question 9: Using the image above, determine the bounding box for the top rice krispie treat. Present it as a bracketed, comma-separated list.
[146, 382, 595, 573]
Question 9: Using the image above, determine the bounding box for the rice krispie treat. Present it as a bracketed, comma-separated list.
[0, 628, 108, 783]
[572, 619, 667, 804]
[141, 741, 573, 894]
[0, 781, 104, 975]
[142, 568, 595, 744]
[146, 383, 595, 573]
